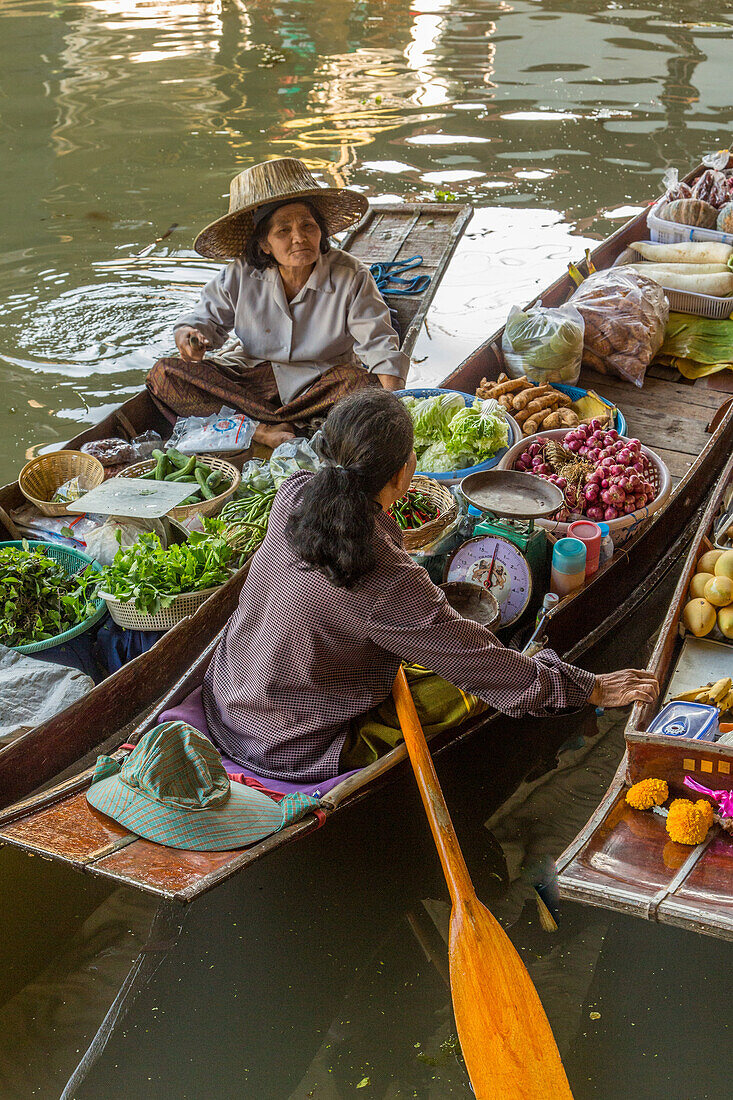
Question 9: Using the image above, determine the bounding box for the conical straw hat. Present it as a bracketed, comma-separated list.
[194, 158, 369, 260]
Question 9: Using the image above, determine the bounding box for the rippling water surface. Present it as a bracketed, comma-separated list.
[0, 2, 731, 1097]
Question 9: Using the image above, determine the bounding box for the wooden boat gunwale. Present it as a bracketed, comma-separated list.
[556, 451, 733, 940]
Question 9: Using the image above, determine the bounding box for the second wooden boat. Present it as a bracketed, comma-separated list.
[557, 452, 733, 941]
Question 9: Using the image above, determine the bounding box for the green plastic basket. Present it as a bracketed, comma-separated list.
[0, 540, 108, 655]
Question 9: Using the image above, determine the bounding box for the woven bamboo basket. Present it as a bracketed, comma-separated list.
[398, 475, 458, 552]
[19, 450, 105, 517]
[117, 454, 241, 519]
[98, 584, 225, 632]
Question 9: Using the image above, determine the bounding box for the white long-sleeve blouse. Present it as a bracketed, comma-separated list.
[174, 248, 410, 404]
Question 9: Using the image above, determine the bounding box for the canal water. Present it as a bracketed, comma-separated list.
[0, 1, 731, 1096]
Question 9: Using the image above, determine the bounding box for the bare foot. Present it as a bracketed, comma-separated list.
[253, 422, 297, 449]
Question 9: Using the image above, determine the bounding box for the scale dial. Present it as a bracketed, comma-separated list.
[444, 535, 532, 628]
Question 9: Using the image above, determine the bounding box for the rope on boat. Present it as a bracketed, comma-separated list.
[59, 900, 185, 1100]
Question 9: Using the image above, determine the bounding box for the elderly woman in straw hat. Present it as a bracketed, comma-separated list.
[147, 159, 410, 449]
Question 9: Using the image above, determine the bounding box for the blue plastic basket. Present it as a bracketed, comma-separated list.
[0, 540, 107, 655]
[394, 388, 518, 483]
[553, 384, 627, 437]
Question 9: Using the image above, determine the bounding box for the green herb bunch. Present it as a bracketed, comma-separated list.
[97, 530, 235, 614]
[0, 543, 98, 647]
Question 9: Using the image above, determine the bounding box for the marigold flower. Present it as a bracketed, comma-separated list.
[626, 778, 668, 810]
[666, 798, 712, 845]
[696, 799, 715, 829]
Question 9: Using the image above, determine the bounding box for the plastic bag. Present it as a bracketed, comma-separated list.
[702, 149, 731, 172]
[502, 303, 584, 385]
[569, 268, 669, 388]
[81, 431, 162, 467]
[168, 406, 258, 455]
[238, 459, 275, 495]
[660, 167, 692, 202]
[52, 476, 88, 503]
[85, 517, 167, 566]
[269, 437, 322, 487]
[691, 169, 732, 209]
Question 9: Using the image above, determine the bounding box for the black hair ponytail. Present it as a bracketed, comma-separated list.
[286, 389, 413, 588]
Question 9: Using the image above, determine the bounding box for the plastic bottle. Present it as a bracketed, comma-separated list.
[550, 537, 587, 598]
[598, 522, 614, 566]
[536, 591, 559, 626]
[567, 519, 602, 577]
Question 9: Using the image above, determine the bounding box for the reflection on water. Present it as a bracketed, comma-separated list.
[1, 0, 732, 472]
[1, 1, 732, 1096]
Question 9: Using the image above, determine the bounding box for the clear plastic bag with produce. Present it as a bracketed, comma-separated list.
[168, 406, 259, 455]
[501, 304, 584, 386]
[80, 431, 162, 467]
[269, 437, 322, 487]
[569, 268, 668, 388]
[85, 517, 167, 566]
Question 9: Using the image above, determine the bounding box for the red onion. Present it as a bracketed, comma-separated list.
[607, 429, 618, 442]
[556, 477, 567, 489]
[604, 506, 619, 521]
[586, 505, 603, 521]
[584, 484, 600, 503]
[515, 460, 528, 471]
[623, 500, 636, 515]
[536, 464, 552, 475]
[601, 478, 609, 489]
[566, 440, 581, 453]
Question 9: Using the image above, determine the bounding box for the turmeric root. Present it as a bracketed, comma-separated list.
[541, 408, 579, 430]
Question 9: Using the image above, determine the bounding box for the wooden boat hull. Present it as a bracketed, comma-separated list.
[557, 453, 733, 941]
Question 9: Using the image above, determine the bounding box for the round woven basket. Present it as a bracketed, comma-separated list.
[117, 454, 241, 519]
[19, 450, 105, 517]
[398, 475, 458, 552]
[498, 428, 672, 549]
[98, 584, 224, 633]
[0, 540, 107, 652]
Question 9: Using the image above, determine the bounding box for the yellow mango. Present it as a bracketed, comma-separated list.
[714, 550, 733, 580]
[689, 572, 714, 599]
[682, 598, 716, 637]
[698, 549, 723, 573]
[704, 575, 733, 607]
[718, 605, 733, 639]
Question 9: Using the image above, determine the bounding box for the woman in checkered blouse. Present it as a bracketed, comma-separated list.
[202, 391, 658, 782]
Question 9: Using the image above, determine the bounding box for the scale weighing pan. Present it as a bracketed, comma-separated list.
[67, 477, 195, 520]
[459, 470, 563, 519]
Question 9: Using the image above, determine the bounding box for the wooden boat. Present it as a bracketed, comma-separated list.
[3, 162, 733, 898]
[557, 452, 733, 941]
[0, 202, 473, 803]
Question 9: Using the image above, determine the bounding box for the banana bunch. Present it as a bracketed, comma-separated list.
[674, 677, 733, 714]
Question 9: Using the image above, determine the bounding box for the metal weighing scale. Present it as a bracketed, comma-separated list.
[444, 471, 563, 629]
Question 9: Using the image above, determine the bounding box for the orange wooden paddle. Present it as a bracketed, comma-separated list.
[392, 667, 573, 1100]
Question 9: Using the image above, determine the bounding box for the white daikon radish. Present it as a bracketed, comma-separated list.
[630, 240, 733, 264]
[637, 269, 733, 296]
[626, 262, 729, 274]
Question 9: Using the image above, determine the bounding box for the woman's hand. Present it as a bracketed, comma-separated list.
[175, 326, 211, 363]
[589, 669, 659, 708]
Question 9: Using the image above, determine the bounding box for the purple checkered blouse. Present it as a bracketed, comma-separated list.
[202, 472, 596, 781]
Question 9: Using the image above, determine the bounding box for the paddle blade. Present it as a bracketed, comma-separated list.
[449, 896, 573, 1100]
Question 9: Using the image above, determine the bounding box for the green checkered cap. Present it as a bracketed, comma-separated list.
[87, 721, 319, 851]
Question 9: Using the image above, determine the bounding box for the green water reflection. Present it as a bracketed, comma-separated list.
[0, 1, 731, 1097]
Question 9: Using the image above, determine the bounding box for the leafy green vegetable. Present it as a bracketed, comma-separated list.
[410, 393, 465, 450]
[401, 394, 509, 472]
[445, 398, 508, 459]
[96, 530, 236, 614]
[0, 543, 98, 647]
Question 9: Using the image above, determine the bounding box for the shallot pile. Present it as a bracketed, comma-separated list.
[514, 420, 656, 523]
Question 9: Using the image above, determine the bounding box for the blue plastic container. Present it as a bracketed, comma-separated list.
[553, 383, 627, 436]
[648, 701, 719, 742]
[394, 387, 517, 484]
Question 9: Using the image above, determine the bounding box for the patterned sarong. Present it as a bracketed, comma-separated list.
[146, 356, 381, 432]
